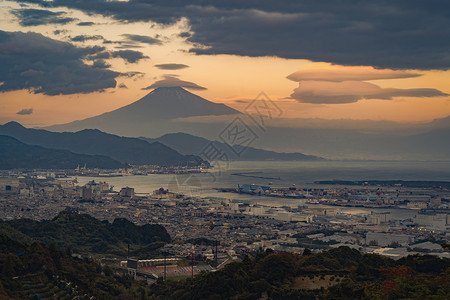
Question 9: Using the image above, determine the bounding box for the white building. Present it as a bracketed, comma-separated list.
[414, 213, 449, 231]
[366, 232, 413, 247]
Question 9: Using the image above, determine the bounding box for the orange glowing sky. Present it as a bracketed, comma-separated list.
[0, 1, 449, 127]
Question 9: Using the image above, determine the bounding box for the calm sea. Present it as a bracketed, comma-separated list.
[72, 160, 450, 218]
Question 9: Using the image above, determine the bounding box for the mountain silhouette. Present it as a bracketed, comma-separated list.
[0, 135, 124, 169]
[45, 87, 240, 136]
[143, 132, 322, 161]
[0, 122, 206, 166]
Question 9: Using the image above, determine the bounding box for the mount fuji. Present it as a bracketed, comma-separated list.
[45, 87, 240, 137]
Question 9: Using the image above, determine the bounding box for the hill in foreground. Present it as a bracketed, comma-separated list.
[0, 234, 152, 299]
[0, 210, 170, 258]
[149, 247, 450, 299]
[0, 229, 448, 299]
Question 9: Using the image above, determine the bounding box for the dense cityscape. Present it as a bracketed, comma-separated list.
[1, 170, 448, 268]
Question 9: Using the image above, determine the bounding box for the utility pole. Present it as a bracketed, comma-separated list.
[191, 252, 194, 278]
[215, 240, 218, 266]
[163, 252, 167, 281]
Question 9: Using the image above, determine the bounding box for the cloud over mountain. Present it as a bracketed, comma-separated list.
[143, 75, 206, 90]
[0, 30, 119, 95]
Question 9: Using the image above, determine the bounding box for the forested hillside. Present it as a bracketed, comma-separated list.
[149, 247, 450, 299]
[0, 210, 170, 258]
[0, 234, 151, 299]
[1, 213, 448, 299]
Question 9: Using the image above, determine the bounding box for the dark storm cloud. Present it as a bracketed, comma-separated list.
[143, 75, 206, 90]
[0, 30, 119, 95]
[121, 34, 162, 45]
[185, 3, 450, 70]
[16, 108, 33, 115]
[111, 50, 149, 63]
[154, 63, 189, 70]
[71, 35, 104, 42]
[12, 0, 450, 69]
[13, 0, 52, 7]
[12, 8, 76, 26]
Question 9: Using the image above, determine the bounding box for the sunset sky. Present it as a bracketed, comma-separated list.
[1, 0, 449, 127]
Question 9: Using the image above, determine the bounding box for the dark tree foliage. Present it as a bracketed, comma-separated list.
[147, 246, 450, 299]
[354, 253, 396, 281]
[1, 216, 449, 300]
[0, 234, 153, 299]
[398, 254, 450, 274]
[0, 210, 170, 257]
[302, 246, 361, 271]
[302, 248, 312, 256]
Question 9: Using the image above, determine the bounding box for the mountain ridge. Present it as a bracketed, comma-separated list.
[0, 122, 206, 166]
[142, 132, 323, 161]
[0, 135, 124, 169]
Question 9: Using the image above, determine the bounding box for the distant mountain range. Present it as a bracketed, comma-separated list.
[0, 122, 205, 167]
[0, 135, 124, 169]
[247, 126, 450, 160]
[45, 86, 240, 136]
[426, 115, 450, 129]
[39, 86, 450, 160]
[143, 132, 322, 161]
